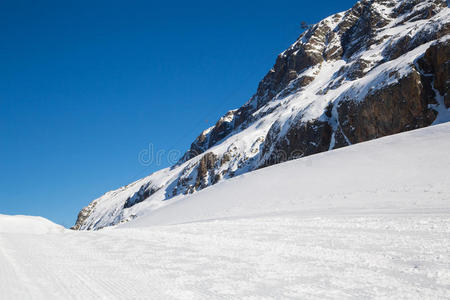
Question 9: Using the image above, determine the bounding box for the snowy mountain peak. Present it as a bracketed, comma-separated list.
[73, 0, 450, 230]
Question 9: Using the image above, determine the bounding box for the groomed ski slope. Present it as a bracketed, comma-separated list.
[1, 123, 450, 299]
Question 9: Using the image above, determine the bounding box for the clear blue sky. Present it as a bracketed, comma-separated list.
[0, 0, 357, 226]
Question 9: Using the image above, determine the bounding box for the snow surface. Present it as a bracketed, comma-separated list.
[0, 215, 65, 235]
[1, 123, 450, 299]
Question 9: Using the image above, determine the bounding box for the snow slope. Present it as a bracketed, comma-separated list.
[1, 124, 449, 299]
[0, 215, 65, 234]
[123, 122, 450, 228]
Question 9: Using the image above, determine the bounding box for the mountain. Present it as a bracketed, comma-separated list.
[73, 0, 450, 230]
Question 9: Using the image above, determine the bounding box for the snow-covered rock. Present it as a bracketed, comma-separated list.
[74, 0, 450, 230]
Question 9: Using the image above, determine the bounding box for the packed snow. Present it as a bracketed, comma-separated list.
[1, 123, 449, 299]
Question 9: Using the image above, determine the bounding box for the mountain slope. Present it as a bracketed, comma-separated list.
[2, 123, 450, 299]
[73, 0, 450, 230]
[121, 122, 450, 227]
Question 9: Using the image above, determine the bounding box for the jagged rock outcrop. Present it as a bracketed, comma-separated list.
[123, 183, 161, 209]
[195, 152, 218, 189]
[418, 38, 450, 108]
[71, 200, 97, 230]
[73, 0, 450, 230]
[337, 71, 437, 143]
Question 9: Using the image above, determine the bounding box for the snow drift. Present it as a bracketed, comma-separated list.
[0, 215, 65, 235]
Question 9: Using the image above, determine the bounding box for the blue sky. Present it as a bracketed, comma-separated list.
[0, 0, 357, 226]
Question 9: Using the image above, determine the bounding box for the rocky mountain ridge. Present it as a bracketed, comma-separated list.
[73, 0, 450, 230]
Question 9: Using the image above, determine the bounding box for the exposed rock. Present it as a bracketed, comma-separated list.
[383, 23, 450, 61]
[418, 38, 450, 108]
[261, 120, 332, 167]
[340, 0, 390, 59]
[71, 200, 98, 230]
[337, 71, 437, 143]
[123, 183, 161, 209]
[345, 59, 373, 81]
[195, 152, 218, 189]
[394, 0, 447, 23]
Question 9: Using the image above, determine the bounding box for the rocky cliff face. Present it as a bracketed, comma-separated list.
[73, 0, 450, 230]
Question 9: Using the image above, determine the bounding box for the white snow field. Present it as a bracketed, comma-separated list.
[1, 123, 450, 299]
